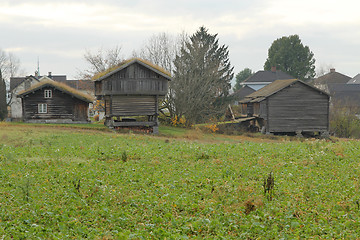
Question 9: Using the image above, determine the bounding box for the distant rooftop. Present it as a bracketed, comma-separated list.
[313, 68, 351, 85]
[242, 68, 294, 84]
[347, 73, 360, 84]
[10, 72, 94, 92]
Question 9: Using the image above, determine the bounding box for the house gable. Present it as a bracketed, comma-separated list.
[266, 81, 329, 132]
[241, 70, 295, 91]
[94, 59, 171, 96]
[18, 80, 93, 123]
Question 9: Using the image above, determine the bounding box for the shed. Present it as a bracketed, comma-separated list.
[93, 58, 171, 133]
[17, 79, 94, 123]
[239, 79, 330, 135]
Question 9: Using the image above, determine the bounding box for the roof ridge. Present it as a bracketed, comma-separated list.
[18, 79, 94, 103]
[92, 58, 171, 81]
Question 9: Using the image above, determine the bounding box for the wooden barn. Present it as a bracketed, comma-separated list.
[239, 79, 330, 136]
[17, 79, 94, 123]
[93, 58, 171, 133]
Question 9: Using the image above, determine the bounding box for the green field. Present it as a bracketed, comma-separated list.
[0, 122, 360, 239]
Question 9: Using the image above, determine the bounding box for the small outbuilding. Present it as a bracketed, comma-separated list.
[239, 79, 330, 136]
[93, 58, 171, 133]
[17, 79, 94, 123]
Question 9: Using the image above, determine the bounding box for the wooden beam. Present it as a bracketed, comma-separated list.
[112, 121, 156, 127]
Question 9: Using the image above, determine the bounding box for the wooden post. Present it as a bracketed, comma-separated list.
[155, 95, 159, 125]
[228, 104, 235, 121]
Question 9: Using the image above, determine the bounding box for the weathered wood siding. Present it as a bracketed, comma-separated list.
[22, 87, 89, 121]
[95, 63, 168, 96]
[105, 95, 157, 116]
[266, 82, 329, 132]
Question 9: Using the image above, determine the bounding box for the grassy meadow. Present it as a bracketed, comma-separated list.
[0, 122, 360, 239]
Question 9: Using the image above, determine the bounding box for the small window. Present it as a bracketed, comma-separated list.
[44, 90, 52, 98]
[38, 104, 47, 113]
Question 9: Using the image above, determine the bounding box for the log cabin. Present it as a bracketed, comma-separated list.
[239, 79, 330, 136]
[92, 58, 171, 133]
[17, 79, 94, 123]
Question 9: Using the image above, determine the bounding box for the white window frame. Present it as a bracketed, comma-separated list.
[44, 89, 52, 98]
[38, 103, 47, 113]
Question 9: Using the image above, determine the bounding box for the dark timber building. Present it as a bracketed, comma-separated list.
[17, 79, 94, 123]
[93, 58, 171, 133]
[240, 79, 330, 136]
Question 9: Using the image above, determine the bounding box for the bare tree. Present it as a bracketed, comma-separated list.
[0, 50, 9, 79]
[78, 45, 124, 79]
[7, 53, 22, 78]
[134, 32, 180, 73]
[0, 49, 24, 105]
[133, 32, 188, 120]
[316, 64, 334, 77]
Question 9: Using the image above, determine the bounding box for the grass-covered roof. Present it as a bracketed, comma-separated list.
[240, 79, 329, 103]
[18, 79, 94, 103]
[92, 58, 172, 81]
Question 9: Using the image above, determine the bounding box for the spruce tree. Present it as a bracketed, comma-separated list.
[172, 26, 234, 125]
[233, 68, 253, 92]
[0, 69, 7, 121]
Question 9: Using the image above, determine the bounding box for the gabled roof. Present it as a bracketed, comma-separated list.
[242, 70, 294, 84]
[231, 86, 255, 100]
[314, 71, 351, 85]
[328, 83, 360, 107]
[10, 76, 39, 91]
[347, 73, 360, 84]
[92, 58, 172, 81]
[17, 79, 94, 103]
[240, 79, 329, 103]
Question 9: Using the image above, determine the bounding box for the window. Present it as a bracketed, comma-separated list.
[44, 90, 52, 98]
[38, 104, 47, 113]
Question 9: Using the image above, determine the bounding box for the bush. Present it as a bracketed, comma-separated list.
[330, 105, 360, 138]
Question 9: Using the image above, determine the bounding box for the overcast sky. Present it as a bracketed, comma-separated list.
[1, 0, 360, 80]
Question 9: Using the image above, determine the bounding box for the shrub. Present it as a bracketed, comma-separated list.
[330, 102, 360, 138]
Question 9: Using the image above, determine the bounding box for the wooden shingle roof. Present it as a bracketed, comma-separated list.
[240, 79, 329, 103]
[17, 79, 94, 103]
[92, 58, 172, 81]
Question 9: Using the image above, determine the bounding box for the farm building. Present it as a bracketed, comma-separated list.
[17, 78, 94, 123]
[239, 79, 330, 136]
[9, 73, 94, 121]
[93, 58, 171, 133]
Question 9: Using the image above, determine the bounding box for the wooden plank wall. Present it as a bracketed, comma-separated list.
[23, 87, 89, 121]
[110, 95, 156, 116]
[97, 63, 168, 96]
[267, 82, 329, 132]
